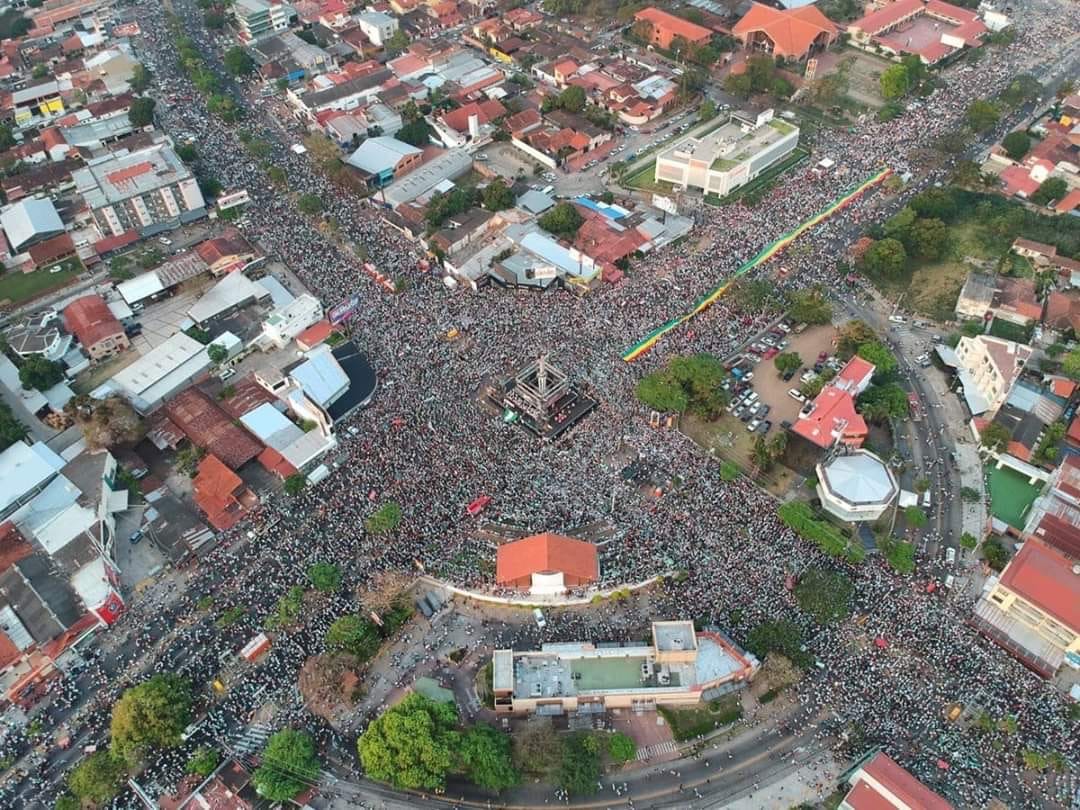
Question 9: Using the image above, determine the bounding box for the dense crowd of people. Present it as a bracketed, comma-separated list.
[2, 0, 1078, 806]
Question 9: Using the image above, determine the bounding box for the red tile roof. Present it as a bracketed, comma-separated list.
[733, 2, 837, 59]
[296, 319, 333, 350]
[94, 230, 140, 255]
[1000, 537, 1080, 631]
[846, 752, 952, 810]
[834, 355, 875, 392]
[1030, 513, 1080, 560]
[505, 108, 542, 137]
[440, 99, 506, 134]
[634, 7, 713, 43]
[105, 160, 154, 187]
[193, 454, 246, 531]
[28, 232, 75, 267]
[63, 294, 124, 351]
[257, 446, 297, 479]
[163, 388, 263, 470]
[792, 387, 867, 449]
[496, 532, 598, 586]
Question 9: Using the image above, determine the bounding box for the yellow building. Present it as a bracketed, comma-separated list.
[492, 620, 758, 716]
[971, 538, 1080, 677]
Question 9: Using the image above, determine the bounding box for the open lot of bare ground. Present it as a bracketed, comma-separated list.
[812, 49, 892, 111]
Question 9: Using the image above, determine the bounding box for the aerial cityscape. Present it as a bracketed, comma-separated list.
[0, 0, 1077, 806]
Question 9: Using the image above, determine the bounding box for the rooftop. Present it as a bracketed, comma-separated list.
[818, 450, 898, 505]
[998, 537, 1080, 632]
[634, 7, 713, 41]
[495, 532, 599, 585]
[846, 752, 953, 810]
[73, 143, 199, 207]
[658, 113, 797, 174]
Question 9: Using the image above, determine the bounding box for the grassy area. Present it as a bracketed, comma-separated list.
[986, 465, 1042, 530]
[988, 317, 1033, 343]
[73, 350, 141, 394]
[904, 260, 970, 321]
[703, 147, 811, 206]
[658, 695, 742, 742]
[0, 264, 81, 307]
[682, 414, 796, 496]
[622, 161, 675, 194]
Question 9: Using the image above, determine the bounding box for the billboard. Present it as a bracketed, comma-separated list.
[328, 293, 360, 324]
[217, 189, 251, 210]
[652, 194, 678, 215]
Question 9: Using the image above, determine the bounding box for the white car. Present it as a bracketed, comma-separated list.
[888, 314, 906, 323]
[788, 389, 806, 402]
[747, 419, 761, 432]
[945, 547, 956, 565]
[158, 236, 173, 246]
[745, 391, 759, 404]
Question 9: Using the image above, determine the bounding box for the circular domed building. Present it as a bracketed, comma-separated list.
[816, 449, 898, 522]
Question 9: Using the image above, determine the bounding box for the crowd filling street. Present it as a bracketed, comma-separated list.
[2, 0, 1079, 806]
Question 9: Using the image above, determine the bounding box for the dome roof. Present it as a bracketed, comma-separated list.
[819, 451, 897, 504]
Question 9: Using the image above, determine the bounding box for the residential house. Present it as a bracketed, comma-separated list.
[63, 294, 128, 361]
[192, 454, 256, 531]
[356, 11, 399, 47]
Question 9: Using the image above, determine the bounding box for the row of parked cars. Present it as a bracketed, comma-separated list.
[727, 389, 773, 434]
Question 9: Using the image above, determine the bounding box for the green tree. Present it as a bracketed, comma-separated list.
[907, 217, 948, 260]
[836, 320, 877, 356]
[68, 750, 126, 805]
[307, 562, 342, 592]
[965, 99, 999, 132]
[719, 461, 740, 482]
[110, 674, 192, 764]
[283, 473, 306, 496]
[910, 187, 958, 221]
[482, 178, 515, 212]
[559, 732, 601, 796]
[698, 98, 717, 122]
[860, 238, 907, 278]
[557, 85, 586, 113]
[365, 501, 402, 534]
[203, 9, 225, 28]
[18, 355, 64, 391]
[636, 354, 727, 418]
[788, 288, 832, 324]
[856, 341, 898, 376]
[905, 506, 928, 530]
[223, 46, 255, 76]
[745, 620, 810, 667]
[268, 165, 287, 186]
[385, 28, 410, 55]
[129, 97, 157, 127]
[459, 724, 519, 791]
[960, 532, 978, 550]
[131, 63, 153, 93]
[0, 401, 28, 451]
[882, 207, 915, 241]
[187, 747, 221, 777]
[207, 344, 228, 365]
[397, 117, 432, 147]
[636, 371, 689, 413]
[980, 421, 1011, 451]
[54, 794, 80, 810]
[879, 63, 909, 100]
[774, 352, 802, 376]
[1001, 131, 1031, 160]
[879, 536, 915, 574]
[252, 729, 321, 801]
[1031, 177, 1068, 206]
[857, 383, 909, 422]
[359, 693, 460, 790]
[176, 143, 199, 163]
[607, 732, 636, 763]
[538, 202, 584, 238]
[326, 615, 381, 659]
[795, 568, 853, 624]
[724, 72, 753, 98]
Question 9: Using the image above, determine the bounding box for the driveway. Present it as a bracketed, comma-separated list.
[113, 504, 168, 592]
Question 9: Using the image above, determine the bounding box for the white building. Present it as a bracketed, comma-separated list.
[102, 332, 213, 413]
[654, 109, 799, 197]
[1, 197, 65, 254]
[259, 293, 324, 350]
[816, 450, 899, 522]
[356, 11, 398, 47]
[239, 402, 337, 474]
[954, 335, 1032, 415]
[234, 0, 294, 41]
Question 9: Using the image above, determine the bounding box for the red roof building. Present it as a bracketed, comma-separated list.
[163, 388, 263, 470]
[192, 454, 254, 531]
[634, 7, 712, 50]
[733, 3, 837, 61]
[495, 532, 599, 592]
[195, 229, 257, 276]
[26, 232, 76, 270]
[296, 319, 334, 352]
[792, 387, 868, 449]
[842, 752, 952, 810]
[440, 99, 506, 135]
[63, 294, 129, 361]
[998, 538, 1080, 637]
[832, 355, 875, 396]
[847, 0, 986, 64]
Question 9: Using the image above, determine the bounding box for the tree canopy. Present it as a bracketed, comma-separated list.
[252, 729, 321, 801]
[558, 732, 601, 796]
[965, 100, 1000, 132]
[1031, 177, 1068, 207]
[365, 501, 402, 534]
[482, 178, 515, 212]
[325, 615, 382, 660]
[857, 383, 909, 422]
[859, 238, 907, 278]
[856, 341, 898, 377]
[224, 46, 255, 76]
[879, 63, 910, 100]
[129, 97, 156, 127]
[307, 562, 342, 592]
[1002, 131, 1031, 160]
[359, 693, 460, 790]
[0, 401, 29, 451]
[636, 354, 727, 418]
[538, 202, 584, 238]
[459, 724, 520, 792]
[68, 750, 126, 805]
[774, 352, 802, 376]
[110, 674, 192, 764]
[795, 568, 853, 624]
[18, 355, 64, 391]
[788, 288, 833, 325]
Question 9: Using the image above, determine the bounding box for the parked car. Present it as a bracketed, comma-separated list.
[129, 530, 144, 545]
[759, 420, 772, 433]
[788, 389, 806, 402]
[757, 404, 771, 417]
[745, 391, 759, 404]
[747, 418, 761, 432]
[945, 548, 956, 565]
[888, 314, 906, 323]
[781, 368, 796, 381]
[741, 410, 754, 423]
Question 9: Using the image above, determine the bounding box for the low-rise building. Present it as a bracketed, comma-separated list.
[104, 332, 214, 413]
[63, 294, 128, 361]
[495, 532, 598, 594]
[1, 197, 65, 255]
[493, 621, 759, 716]
[240, 401, 337, 476]
[733, 3, 837, 61]
[259, 293, 324, 350]
[633, 7, 712, 50]
[356, 10, 399, 47]
[234, 0, 295, 41]
[192, 454, 257, 531]
[345, 136, 424, 189]
[953, 335, 1032, 416]
[655, 109, 799, 198]
[840, 751, 953, 810]
[73, 143, 207, 238]
[792, 357, 873, 451]
[847, 0, 987, 64]
[971, 537, 1080, 676]
[816, 449, 899, 522]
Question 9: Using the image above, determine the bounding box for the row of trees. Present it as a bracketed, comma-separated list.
[776, 501, 865, 563]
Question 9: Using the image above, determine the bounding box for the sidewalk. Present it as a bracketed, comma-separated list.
[720, 751, 842, 808]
